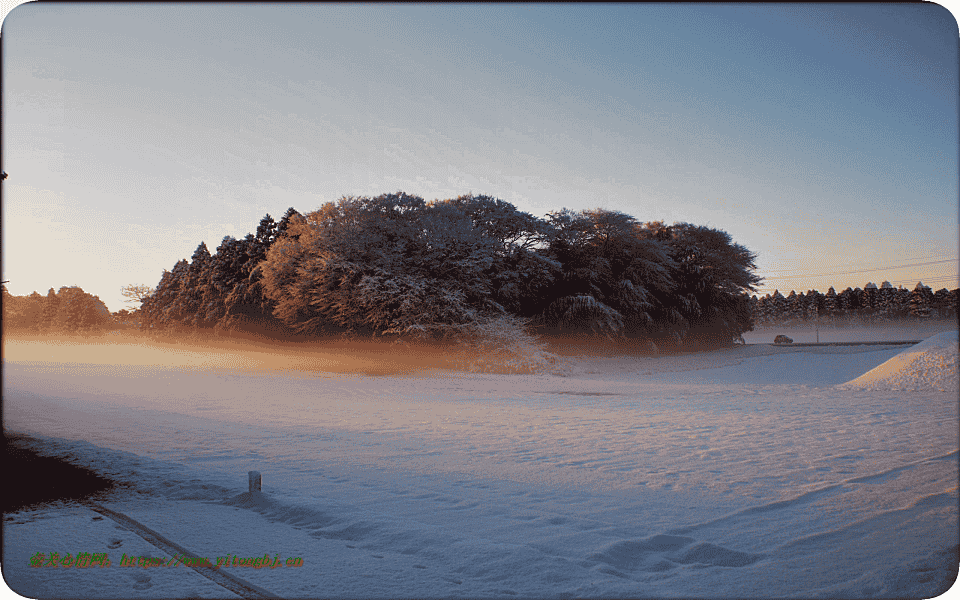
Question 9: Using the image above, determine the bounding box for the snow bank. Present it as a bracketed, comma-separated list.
[841, 331, 959, 391]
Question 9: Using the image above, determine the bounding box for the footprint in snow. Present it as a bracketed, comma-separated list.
[130, 572, 151, 590]
[107, 538, 123, 549]
[586, 534, 764, 574]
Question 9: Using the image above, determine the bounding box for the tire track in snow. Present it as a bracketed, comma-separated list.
[85, 502, 279, 599]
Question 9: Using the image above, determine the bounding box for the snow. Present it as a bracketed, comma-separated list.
[842, 331, 959, 392]
[3, 333, 958, 598]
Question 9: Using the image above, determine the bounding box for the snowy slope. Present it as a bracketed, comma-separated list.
[842, 331, 959, 392]
[3, 338, 958, 598]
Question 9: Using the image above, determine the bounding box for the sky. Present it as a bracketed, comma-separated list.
[2, 3, 958, 311]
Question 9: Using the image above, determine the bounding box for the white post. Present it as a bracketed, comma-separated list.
[249, 471, 262, 493]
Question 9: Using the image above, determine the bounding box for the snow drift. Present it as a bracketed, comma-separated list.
[841, 331, 959, 391]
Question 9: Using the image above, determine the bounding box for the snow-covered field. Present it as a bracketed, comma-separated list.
[3, 332, 958, 598]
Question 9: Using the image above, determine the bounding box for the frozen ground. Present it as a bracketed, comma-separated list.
[2, 332, 958, 598]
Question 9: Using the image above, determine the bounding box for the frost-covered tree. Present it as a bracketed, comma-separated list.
[537, 209, 679, 340]
[2, 288, 44, 330]
[140, 260, 189, 330]
[657, 222, 759, 347]
[932, 288, 957, 319]
[259, 192, 506, 337]
[860, 282, 879, 321]
[785, 291, 801, 323]
[908, 282, 934, 319]
[49, 286, 113, 333]
[823, 287, 839, 319]
[437, 194, 557, 316]
[37, 288, 60, 332]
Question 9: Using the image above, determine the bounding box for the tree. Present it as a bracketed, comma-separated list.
[2, 288, 44, 330]
[259, 193, 505, 337]
[37, 288, 60, 332]
[121, 284, 155, 307]
[823, 287, 839, 319]
[659, 222, 760, 347]
[861, 282, 878, 321]
[50, 287, 113, 333]
[908, 282, 933, 319]
[140, 260, 189, 330]
[537, 209, 678, 340]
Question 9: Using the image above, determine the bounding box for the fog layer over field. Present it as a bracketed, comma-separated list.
[743, 318, 957, 344]
[3, 332, 958, 598]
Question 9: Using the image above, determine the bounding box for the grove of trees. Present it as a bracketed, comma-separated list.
[7, 193, 953, 349]
[752, 281, 959, 326]
[2, 285, 114, 333]
[136, 192, 762, 349]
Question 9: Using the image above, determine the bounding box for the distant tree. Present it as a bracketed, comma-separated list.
[121, 284, 154, 307]
[932, 288, 956, 319]
[861, 282, 879, 321]
[837, 287, 855, 314]
[50, 286, 113, 333]
[37, 288, 60, 332]
[823, 287, 839, 319]
[908, 282, 934, 319]
[877, 281, 898, 319]
[1, 288, 43, 330]
[770, 290, 787, 324]
[785, 291, 801, 323]
[140, 260, 189, 330]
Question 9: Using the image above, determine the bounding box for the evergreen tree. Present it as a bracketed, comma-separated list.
[806, 290, 823, 322]
[861, 282, 879, 321]
[770, 290, 787, 324]
[932, 288, 954, 318]
[823, 287, 839, 319]
[785, 290, 800, 323]
[877, 281, 897, 320]
[908, 282, 933, 319]
[38, 288, 60, 332]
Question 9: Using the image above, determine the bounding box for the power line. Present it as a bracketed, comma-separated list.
[758, 258, 958, 280]
[756, 253, 953, 276]
[756, 273, 960, 289]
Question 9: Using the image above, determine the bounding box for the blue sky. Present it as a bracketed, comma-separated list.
[2, 3, 958, 311]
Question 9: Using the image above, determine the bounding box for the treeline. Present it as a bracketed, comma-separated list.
[2, 286, 115, 333]
[752, 281, 959, 327]
[137, 192, 761, 349]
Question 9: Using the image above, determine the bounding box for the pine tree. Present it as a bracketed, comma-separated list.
[932, 288, 953, 318]
[785, 290, 800, 323]
[823, 287, 839, 319]
[908, 282, 933, 319]
[770, 290, 787, 325]
[861, 282, 878, 321]
[38, 288, 60, 332]
[877, 281, 897, 320]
